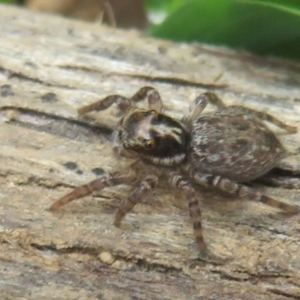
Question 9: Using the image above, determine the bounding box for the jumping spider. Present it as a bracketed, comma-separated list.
[50, 87, 299, 257]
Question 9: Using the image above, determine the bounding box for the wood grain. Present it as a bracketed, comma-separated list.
[1, 4, 300, 300]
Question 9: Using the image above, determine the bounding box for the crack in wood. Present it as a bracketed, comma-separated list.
[28, 241, 300, 300]
[267, 288, 300, 300]
[30, 242, 185, 274]
[0, 106, 112, 143]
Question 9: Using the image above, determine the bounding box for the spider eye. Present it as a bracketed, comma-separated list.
[144, 140, 155, 149]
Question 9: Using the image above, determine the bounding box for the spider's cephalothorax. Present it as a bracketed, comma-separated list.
[50, 86, 299, 258]
[118, 108, 189, 167]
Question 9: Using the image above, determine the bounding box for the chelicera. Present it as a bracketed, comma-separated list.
[50, 86, 299, 257]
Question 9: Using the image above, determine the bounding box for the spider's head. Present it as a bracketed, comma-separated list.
[118, 109, 189, 167]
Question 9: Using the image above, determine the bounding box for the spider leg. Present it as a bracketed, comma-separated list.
[130, 86, 163, 112]
[49, 170, 137, 211]
[113, 145, 138, 159]
[200, 92, 227, 108]
[227, 105, 297, 133]
[184, 92, 296, 133]
[78, 86, 163, 115]
[168, 172, 207, 255]
[258, 155, 300, 189]
[194, 172, 299, 214]
[183, 92, 226, 124]
[257, 175, 300, 189]
[276, 155, 300, 175]
[78, 94, 132, 115]
[114, 174, 158, 226]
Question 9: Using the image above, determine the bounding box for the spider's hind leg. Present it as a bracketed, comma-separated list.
[275, 154, 300, 175]
[258, 154, 300, 189]
[194, 172, 299, 215]
[227, 106, 297, 134]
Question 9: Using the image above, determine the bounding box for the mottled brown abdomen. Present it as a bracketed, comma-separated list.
[190, 107, 286, 182]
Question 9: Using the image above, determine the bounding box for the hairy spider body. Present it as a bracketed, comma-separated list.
[50, 87, 299, 257]
[190, 107, 285, 181]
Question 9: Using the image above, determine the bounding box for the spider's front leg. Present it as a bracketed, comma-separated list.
[194, 172, 299, 214]
[114, 174, 158, 226]
[168, 171, 207, 255]
[49, 170, 137, 211]
[130, 86, 163, 112]
[78, 86, 164, 115]
[78, 94, 132, 115]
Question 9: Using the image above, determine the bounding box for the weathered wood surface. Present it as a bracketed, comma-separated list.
[1, 4, 300, 300]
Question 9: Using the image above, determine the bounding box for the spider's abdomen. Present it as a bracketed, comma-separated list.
[190, 107, 286, 181]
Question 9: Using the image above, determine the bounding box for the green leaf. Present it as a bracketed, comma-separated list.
[253, 0, 300, 15]
[146, 0, 187, 13]
[150, 0, 300, 60]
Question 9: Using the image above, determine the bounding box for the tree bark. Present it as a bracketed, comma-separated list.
[0, 4, 300, 300]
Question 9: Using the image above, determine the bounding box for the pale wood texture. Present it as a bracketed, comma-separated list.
[1, 4, 300, 300]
